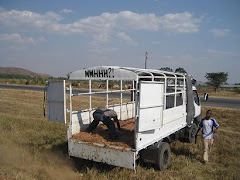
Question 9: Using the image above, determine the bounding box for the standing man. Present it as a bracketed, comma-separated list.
[198, 110, 219, 163]
[87, 108, 121, 140]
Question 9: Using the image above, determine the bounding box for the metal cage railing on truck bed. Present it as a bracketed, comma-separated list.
[67, 66, 186, 123]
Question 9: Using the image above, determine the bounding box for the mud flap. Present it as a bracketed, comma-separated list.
[186, 76, 195, 125]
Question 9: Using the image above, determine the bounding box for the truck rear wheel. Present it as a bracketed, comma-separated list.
[156, 142, 171, 171]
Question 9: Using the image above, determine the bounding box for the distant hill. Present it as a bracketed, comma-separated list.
[0, 67, 51, 78]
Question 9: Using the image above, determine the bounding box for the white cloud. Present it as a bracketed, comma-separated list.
[115, 11, 160, 31]
[159, 12, 200, 33]
[209, 28, 230, 37]
[93, 33, 110, 44]
[117, 32, 137, 46]
[0, 33, 35, 44]
[0, 33, 46, 44]
[0, 8, 201, 48]
[60, 9, 72, 14]
[0, 9, 61, 30]
[0, 8, 200, 34]
[87, 32, 111, 53]
[207, 49, 233, 56]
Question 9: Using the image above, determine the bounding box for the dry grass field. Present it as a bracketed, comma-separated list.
[0, 89, 239, 180]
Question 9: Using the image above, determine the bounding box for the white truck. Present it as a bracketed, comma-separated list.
[46, 66, 201, 170]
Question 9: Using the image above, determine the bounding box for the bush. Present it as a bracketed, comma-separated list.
[233, 88, 240, 94]
[0, 73, 32, 79]
[11, 79, 17, 84]
[25, 80, 30, 85]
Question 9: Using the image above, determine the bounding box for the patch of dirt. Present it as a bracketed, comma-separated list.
[71, 118, 135, 149]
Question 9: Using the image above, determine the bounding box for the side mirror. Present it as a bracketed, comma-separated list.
[204, 93, 209, 101]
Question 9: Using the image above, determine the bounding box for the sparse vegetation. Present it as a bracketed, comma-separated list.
[233, 87, 240, 94]
[159, 67, 173, 72]
[205, 72, 228, 92]
[197, 85, 240, 98]
[175, 67, 187, 74]
[0, 73, 66, 86]
[0, 89, 240, 180]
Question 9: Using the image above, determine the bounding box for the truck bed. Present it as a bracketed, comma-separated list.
[71, 118, 135, 149]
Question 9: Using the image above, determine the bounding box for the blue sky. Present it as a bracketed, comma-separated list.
[0, 0, 239, 83]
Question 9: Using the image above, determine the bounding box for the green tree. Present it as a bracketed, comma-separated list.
[159, 67, 173, 72]
[205, 72, 228, 92]
[175, 67, 187, 74]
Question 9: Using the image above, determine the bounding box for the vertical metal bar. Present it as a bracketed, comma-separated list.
[132, 80, 135, 118]
[106, 80, 109, 108]
[63, 80, 66, 124]
[134, 79, 139, 150]
[69, 81, 72, 136]
[174, 76, 177, 107]
[135, 80, 139, 118]
[89, 80, 92, 123]
[69, 81, 72, 122]
[132, 81, 135, 102]
[183, 76, 186, 104]
[164, 77, 167, 109]
[120, 80, 123, 120]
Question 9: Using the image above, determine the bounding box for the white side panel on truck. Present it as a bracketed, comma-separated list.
[136, 106, 187, 151]
[138, 81, 164, 132]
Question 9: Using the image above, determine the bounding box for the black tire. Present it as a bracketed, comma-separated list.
[185, 123, 198, 143]
[156, 142, 171, 171]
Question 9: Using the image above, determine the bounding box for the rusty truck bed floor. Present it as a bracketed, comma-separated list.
[71, 118, 135, 149]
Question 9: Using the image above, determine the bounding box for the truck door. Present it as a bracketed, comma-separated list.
[46, 80, 66, 124]
[193, 89, 201, 117]
[138, 81, 164, 132]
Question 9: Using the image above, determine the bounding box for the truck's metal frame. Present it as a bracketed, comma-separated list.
[47, 66, 200, 170]
[68, 66, 186, 118]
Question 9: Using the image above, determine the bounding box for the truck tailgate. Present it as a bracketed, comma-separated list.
[68, 139, 136, 170]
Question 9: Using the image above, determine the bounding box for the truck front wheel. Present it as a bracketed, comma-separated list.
[156, 142, 171, 171]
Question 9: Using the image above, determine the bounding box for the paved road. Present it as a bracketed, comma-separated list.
[199, 97, 240, 109]
[1, 84, 239, 109]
